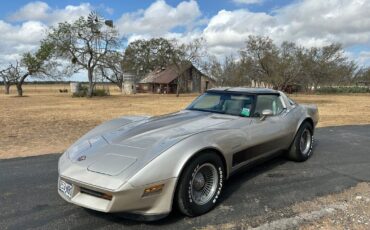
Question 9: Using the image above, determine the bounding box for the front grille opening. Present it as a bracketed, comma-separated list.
[80, 187, 113, 200]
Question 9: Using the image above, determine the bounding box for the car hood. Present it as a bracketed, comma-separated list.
[64, 110, 237, 180]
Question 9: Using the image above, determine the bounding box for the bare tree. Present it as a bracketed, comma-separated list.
[300, 43, 354, 90]
[239, 36, 355, 91]
[354, 67, 370, 85]
[202, 55, 223, 85]
[273, 41, 303, 90]
[171, 38, 208, 96]
[175, 38, 208, 69]
[240, 35, 279, 88]
[0, 65, 13, 94]
[98, 51, 125, 92]
[202, 55, 250, 87]
[240, 36, 303, 89]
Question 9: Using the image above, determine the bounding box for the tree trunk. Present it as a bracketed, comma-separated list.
[16, 83, 23, 96]
[176, 83, 180, 97]
[118, 82, 123, 93]
[16, 73, 29, 96]
[87, 68, 94, 97]
[313, 82, 319, 91]
[176, 76, 180, 97]
[4, 83, 10, 94]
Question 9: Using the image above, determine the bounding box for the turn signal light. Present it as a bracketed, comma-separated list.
[142, 184, 164, 197]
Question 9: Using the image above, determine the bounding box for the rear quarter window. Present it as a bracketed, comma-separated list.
[288, 97, 297, 106]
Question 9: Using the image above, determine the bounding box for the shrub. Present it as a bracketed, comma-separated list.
[92, 88, 110, 96]
[72, 85, 88, 97]
[72, 85, 109, 97]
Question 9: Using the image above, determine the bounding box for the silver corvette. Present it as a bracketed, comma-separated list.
[58, 87, 319, 220]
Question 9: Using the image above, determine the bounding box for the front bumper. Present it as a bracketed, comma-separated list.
[58, 176, 177, 217]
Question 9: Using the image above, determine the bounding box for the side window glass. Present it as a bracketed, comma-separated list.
[254, 95, 284, 116]
[288, 97, 297, 106]
[192, 94, 220, 109]
[273, 97, 284, 115]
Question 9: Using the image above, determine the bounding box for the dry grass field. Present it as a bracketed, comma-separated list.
[1, 84, 370, 158]
[0, 84, 196, 158]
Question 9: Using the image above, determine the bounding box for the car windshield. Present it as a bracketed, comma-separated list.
[186, 92, 254, 117]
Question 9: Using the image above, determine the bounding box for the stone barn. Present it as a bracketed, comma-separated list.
[138, 63, 216, 94]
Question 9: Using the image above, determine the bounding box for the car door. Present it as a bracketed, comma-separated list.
[232, 94, 288, 168]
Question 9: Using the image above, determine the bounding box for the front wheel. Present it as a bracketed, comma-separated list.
[287, 122, 314, 162]
[176, 152, 225, 217]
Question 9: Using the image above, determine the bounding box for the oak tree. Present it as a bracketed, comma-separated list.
[47, 13, 119, 97]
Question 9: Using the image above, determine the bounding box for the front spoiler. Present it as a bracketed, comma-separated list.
[114, 212, 169, 221]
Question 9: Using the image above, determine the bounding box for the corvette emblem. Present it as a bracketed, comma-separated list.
[77, 155, 86, 161]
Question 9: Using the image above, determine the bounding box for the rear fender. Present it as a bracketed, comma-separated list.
[296, 104, 319, 134]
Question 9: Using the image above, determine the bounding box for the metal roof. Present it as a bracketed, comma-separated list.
[139, 63, 192, 84]
[139, 63, 215, 84]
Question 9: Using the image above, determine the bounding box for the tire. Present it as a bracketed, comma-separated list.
[176, 152, 225, 217]
[287, 122, 314, 162]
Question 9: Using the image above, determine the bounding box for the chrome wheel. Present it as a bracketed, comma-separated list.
[300, 129, 312, 155]
[191, 163, 218, 205]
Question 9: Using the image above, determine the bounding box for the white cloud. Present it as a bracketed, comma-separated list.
[0, 21, 47, 44]
[0, 2, 92, 65]
[0, 20, 47, 63]
[9, 2, 92, 25]
[47, 4, 92, 25]
[116, 0, 201, 36]
[357, 51, 370, 66]
[232, 0, 263, 5]
[202, 0, 370, 57]
[203, 9, 275, 56]
[10, 1, 50, 21]
[274, 0, 370, 47]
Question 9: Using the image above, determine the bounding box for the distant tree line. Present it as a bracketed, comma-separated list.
[202, 36, 364, 92]
[1, 11, 369, 97]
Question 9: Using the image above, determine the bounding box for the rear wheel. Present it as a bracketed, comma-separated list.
[287, 122, 314, 162]
[176, 152, 225, 217]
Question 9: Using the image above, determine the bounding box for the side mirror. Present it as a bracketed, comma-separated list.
[260, 109, 273, 121]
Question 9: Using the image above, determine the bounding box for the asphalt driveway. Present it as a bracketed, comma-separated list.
[1, 125, 369, 229]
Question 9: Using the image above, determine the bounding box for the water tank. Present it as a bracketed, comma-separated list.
[122, 80, 136, 95]
[70, 82, 80, 94]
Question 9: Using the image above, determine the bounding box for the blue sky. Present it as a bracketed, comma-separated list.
[1, 0, 370, 81]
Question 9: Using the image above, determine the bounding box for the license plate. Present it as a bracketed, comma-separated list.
[59, 179, 73, 198]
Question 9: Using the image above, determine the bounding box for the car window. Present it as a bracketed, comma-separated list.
[187, 93, 254, 117]
[254, 95, 284, 116]
[287, 97, 297, 106]
[192, 94, 220, 109]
